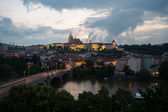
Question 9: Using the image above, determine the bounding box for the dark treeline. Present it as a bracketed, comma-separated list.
[72, 60, 168, 81]
[92, 49, 125, 58]
[121, 43, 168, 55]
[72, 60, 115, 78]
[0, 83, 168, 112]
[0, 55, 42, 82]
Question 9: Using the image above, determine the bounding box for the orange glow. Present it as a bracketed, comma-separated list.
[111, 60, 117, 66]
[128, 82, 133, 89]
[75, 61, 85, 66]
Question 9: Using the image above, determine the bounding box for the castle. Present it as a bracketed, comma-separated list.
[68, 33, 83, 44]
[49, 33, 118, 51]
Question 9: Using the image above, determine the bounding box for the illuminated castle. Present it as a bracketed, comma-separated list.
[68, 33, 83, 44]
[48, 33, 119, 51]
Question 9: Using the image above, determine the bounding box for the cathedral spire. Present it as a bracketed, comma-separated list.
[68, 33, 73, 43]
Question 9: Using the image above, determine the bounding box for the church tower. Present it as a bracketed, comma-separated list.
[68, 33, 73, 43]
[112, 40, 118, 49]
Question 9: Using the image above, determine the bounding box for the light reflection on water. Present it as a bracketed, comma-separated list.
[55, 79, 156, 99]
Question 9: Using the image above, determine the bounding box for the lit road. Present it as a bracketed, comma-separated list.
[0, 70, 65, 95]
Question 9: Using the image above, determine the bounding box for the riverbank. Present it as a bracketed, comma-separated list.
[108, 75, 161, 82]
[72, 74, 161, 83]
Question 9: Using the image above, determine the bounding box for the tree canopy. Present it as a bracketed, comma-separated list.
[1, 83, 168, 112]
[159, 61, 168, 79]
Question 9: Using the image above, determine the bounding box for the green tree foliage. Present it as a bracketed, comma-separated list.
[49, 45, 55, 50]
[31, 54, 41, 65]
[0, 85, 33, 112]
[122, 43, 168, 55]
[123, 65, 134, 76]
[0, 56, 28, 76]
[76, 86, 134, 112]
[136, 69, 153, 81]
[73, 65, 115, 78]
[1, 84, 168, 112]
[96, 61, 105, 67]
[31, 86, 56, 112]
[0, 85, 56, 112]
[73, 60, 115, 78]
[0, 56, 43, 83]
[54, 90, 75, 112]
[96, 86, 112, 112]
[112, 88, 134, 112]
[159, 61, 168, 79]
[85, 60, 94, 68]
[77, 86, 113, 112]
[131, 83, 168, 112]
[77, 91, 97, 112]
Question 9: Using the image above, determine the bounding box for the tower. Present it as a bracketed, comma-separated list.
[68, 33, 73, 43]
[112, 40, 118, 49]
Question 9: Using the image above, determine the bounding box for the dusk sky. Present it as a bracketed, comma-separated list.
[0, 0, 168, 45]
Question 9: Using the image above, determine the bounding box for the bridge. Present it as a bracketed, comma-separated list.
[0, 69, 72, 96]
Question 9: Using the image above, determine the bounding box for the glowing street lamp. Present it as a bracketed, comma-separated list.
[23, 71, 26, 84]
[27, 62, 31, 76]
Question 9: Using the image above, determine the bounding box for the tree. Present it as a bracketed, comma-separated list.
[123, 65, 134, 76]
[136, 69, 153, 80]
[85, 60, 94, 68]
[159, 61, 168, 79]
[97, 86, 111, 112]
[77, 86, 113, 112]
[49, 45, 55, 50]
[31, 54, 41, 65]
[131, 83, 168, 112]
[54, 90, 75, 112]
[112, 88, 134, 112]
[0, 85, 33, 112]
[96, 61, 105, 67]
[31, 86, 56, 112]
[0, 85, 56, 112]
[77, 91, 97, 112]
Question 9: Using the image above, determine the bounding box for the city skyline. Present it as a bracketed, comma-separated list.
[0, 0, 168, 46]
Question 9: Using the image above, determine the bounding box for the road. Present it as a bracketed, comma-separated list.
[0, 70, 64, 95]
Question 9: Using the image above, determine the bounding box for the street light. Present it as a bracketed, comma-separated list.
[45, 63, 47, 72]
[27, 63, 31, 76]
[47, 65, 50, 86]
[56, 63, 57, 69]
[23, 71, 26, 84]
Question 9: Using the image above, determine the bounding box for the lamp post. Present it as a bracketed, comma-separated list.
[44, 62, 49, 85]
[27, 63, 31, 76]
[56, 63, 57, 70]
[45, 63, 47, 72]
[23, 71, 26, 84]
[47, 65, 50, 86]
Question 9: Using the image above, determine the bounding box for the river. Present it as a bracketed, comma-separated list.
[53, 78, 157, 99]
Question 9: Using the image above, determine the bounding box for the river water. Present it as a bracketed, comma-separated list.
[54, 79, 157, 99]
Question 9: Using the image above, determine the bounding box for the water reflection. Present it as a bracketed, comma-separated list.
[55, 79, 155, 99]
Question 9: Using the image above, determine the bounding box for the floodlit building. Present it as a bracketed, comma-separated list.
[47, 33, 119, 51]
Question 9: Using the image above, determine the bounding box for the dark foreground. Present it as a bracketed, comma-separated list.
[0, 83, 168, 112]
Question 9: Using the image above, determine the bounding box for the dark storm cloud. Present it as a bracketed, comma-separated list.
[86, 8, 143, 35]
[22, 0, 168, 14]
[22, 0, 126, 9]
[0, 17, 69, 45]
[0, 17, 23, 39]
[21, 0, 168, 44]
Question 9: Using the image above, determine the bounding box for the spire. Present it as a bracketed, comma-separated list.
[70, 32, 72, 36]
[68, 33, 73, 43]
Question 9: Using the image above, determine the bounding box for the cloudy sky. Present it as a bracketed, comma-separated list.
[0, 0, 168, 45]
